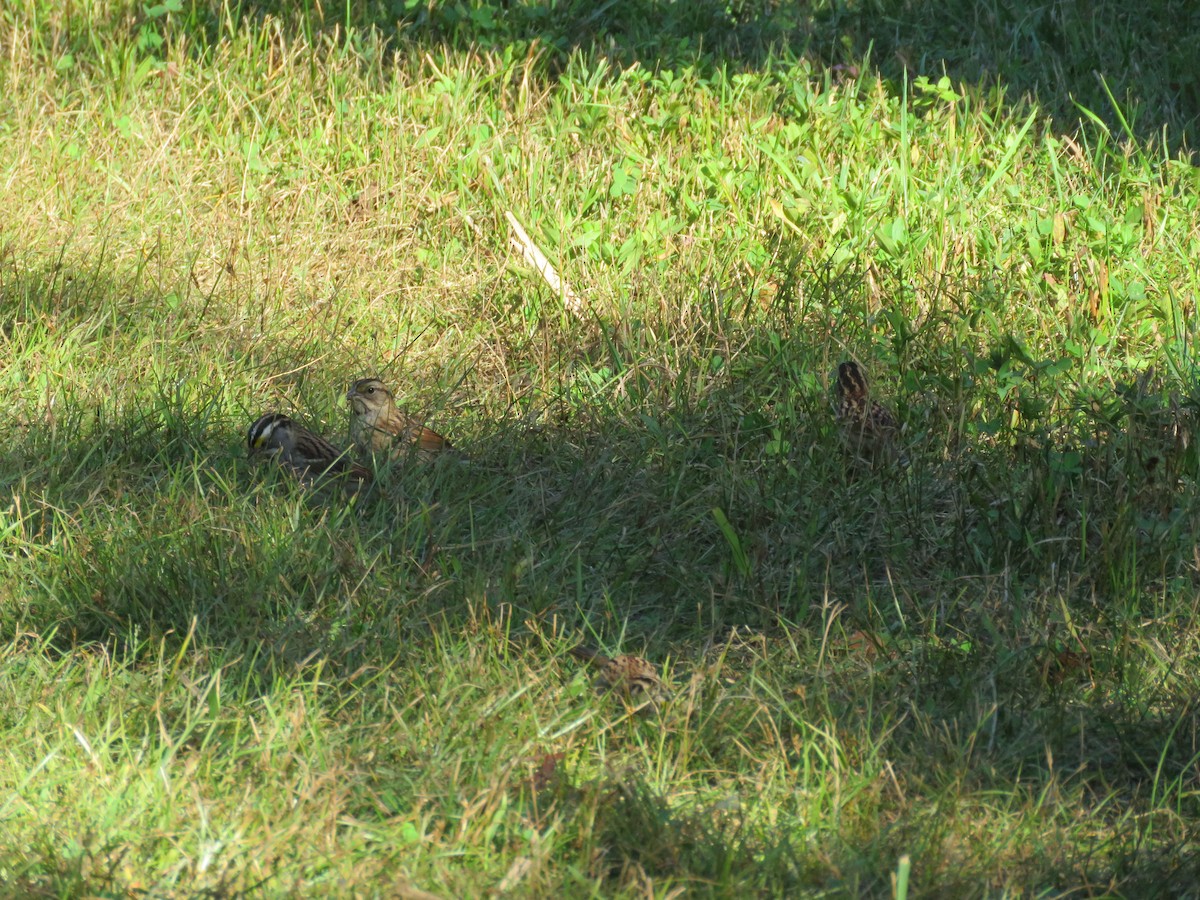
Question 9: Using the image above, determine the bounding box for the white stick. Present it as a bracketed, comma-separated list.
[505, 210, 584, 317]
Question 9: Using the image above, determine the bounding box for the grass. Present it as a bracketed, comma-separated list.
[2, 0, 1200, 895]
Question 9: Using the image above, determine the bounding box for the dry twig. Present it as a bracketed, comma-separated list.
[506, 210, 584, 317]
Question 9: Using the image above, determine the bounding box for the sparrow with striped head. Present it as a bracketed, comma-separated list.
[835, 360, 899, 460]
[247, 413, 371, 485]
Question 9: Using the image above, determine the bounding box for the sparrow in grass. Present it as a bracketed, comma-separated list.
[247, 413, 371, 485]
[346, 377, 457, 460]
[834, 360, 899, 459]
[569, 645, 671, 708]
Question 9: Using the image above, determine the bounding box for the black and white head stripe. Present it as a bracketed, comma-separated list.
[247, 413, 292, 452]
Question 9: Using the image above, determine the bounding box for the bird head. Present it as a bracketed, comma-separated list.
[247, 412, 292, 457]
[346, 378, 393, 416]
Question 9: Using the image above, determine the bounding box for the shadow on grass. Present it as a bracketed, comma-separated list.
[5, 257, 1200, 890]
[73, 0, 1200, 148]
[4, 257, 1200, 658]
[572, 774, 812, 894]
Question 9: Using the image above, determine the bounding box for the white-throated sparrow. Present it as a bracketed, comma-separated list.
[569, 645, 671, 708]
[346, 377, 456, 460]
[247, 412, 371, 485]
[835, 360, 898, 458]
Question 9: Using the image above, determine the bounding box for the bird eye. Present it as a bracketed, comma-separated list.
[366, 386, 375, 394]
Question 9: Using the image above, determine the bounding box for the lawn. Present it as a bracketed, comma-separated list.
[2, 0, 1200, 895]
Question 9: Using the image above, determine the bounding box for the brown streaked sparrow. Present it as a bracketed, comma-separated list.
[569, 645, 671, 708]
[346, 377, 457, 460]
